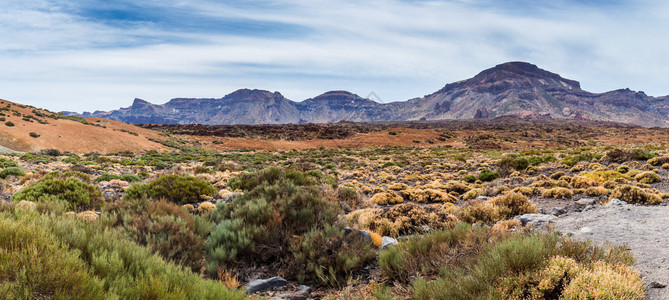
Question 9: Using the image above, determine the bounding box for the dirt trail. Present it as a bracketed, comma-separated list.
[552, 205, 669, 300]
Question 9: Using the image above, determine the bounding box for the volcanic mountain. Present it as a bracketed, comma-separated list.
[69, 62, 669, 127]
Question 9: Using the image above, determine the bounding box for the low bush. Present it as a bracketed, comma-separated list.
[399, 188, 457, 203]
[95, 173, 142, 183]
[571, 170, 629, 188]
[541, 187, 573, 199]
[0, 217, 106, 299]
[634, 171, 661, 184]
[379, 223, 490, 283]
[562, 151, 601, 167]
[11, 171, 103, 210]
[603, 148, 656, 163]
[478, 168, 500, 182]
[124, 174, 216, 204]
[351, 203, 457, 237]
[609, 185, 662, 205]
[0, 209, 245, 299]
[205, 167, 341, 276]
[457, 200, 501, 224]
[648, 155, 669, 166]
[291, 225, 375, 286]
[490, 192, 538, 219]
[369, 191, 403, 205]
[0, 166, 25, 179]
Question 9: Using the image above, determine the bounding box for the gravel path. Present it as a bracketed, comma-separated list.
[552, 205, 669, 300]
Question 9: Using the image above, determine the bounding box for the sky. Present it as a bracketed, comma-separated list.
[1, 0, 668, 112]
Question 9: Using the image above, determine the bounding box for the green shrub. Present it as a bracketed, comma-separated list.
[29, 132, 40, 138]
[95, 173, 142, 183]
[291, 225, 375, 286]
[124, 174, 216, 204]
[562, 152, 601, 167]
[106, 200, 210, 272]
[5, 121, 14, 127]
[0, 166, 25, 179]
[0, 217, 106, 299]
[11, 171, 103, 210]
[478, 168, 500, 182]
[604, 148, 656, 163]
[462, 174, 477, 183]
[44, 212, 246, 299]
[206, 167, 341, 276]
[379, 223, 488, 283]
[0, 157, 19, 168]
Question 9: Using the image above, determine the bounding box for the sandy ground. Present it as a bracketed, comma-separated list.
[552, 205, 669, 300]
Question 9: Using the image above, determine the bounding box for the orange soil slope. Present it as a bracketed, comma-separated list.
[0, 99, 165, 153]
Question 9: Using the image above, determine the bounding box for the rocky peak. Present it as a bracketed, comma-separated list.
[435, 61, 581, 95]
[225, 89, 283, 101]
[131, 98, 151, 109]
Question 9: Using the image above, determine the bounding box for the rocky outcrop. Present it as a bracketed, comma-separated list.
[66, 62, 669, 127]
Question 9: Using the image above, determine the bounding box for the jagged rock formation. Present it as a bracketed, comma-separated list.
[69, 62, 669, 126]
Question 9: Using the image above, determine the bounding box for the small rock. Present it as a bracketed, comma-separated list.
[380, 236, 398, 248]
[650, 281, 667, 288]
[514, 214, 557, 228]
[476, 196, 489, 201]
[551, 207, 567, 216]
[576, 198, 597, 206]
[344, 227, 372, 243]
[579, 227, 592, 234]
[582, 204, 595, 212]
[246, 276, 289, 295]
[605, 198, 628, 207]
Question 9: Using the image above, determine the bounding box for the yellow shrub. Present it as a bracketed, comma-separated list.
[571, 171, 628, 188]
[182, 204, 195, 212]
[511, 186, 534, 196]
[388, 183, 408, 191]
[489, 193, 538, 219]
[609, 185, 662, 205]
[457, 200, 501, 224]
[442, 202, 459, 214]
[76, 211, 99, 222]
[197, 201, 216, 212]
[584, 186, 610, 197]
[491, 219, 522, 233]
[541, 187, 573, 199]
[399, 189, 457, 203]
[561, 261, 644, 300]
[370, 191, 403, 205]
[634, 171, 661, 184]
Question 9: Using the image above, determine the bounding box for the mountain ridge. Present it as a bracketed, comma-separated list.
[67, 62, 669, 127]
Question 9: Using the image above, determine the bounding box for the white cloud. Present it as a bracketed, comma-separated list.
[0, 0, 668, 112]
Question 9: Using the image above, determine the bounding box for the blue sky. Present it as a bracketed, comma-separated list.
[1, 0, 668, 112]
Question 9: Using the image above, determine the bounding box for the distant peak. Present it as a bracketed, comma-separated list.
[131, 98, 151, 109]
[475, 61, 581, 89]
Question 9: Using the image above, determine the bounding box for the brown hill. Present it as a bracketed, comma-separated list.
[0, 99, 165, 153]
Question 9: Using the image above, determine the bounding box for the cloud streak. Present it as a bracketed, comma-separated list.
[1, 0, 668, 112]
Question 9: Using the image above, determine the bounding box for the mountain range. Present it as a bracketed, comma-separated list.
[66, 62, 669, 127]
